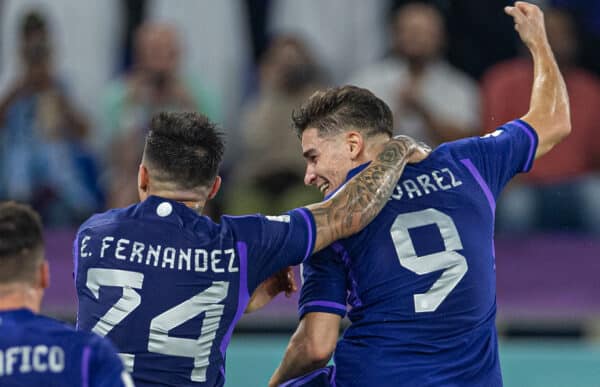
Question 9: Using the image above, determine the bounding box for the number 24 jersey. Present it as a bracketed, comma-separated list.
[74, 199, 316, 387]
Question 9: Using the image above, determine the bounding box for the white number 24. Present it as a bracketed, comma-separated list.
[390, 209, 468, 313]
[86, 268, 228, 382]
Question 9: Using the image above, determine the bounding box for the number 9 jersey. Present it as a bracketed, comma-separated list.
[299, 120, 539, 387]
[74, 199, 316, 387]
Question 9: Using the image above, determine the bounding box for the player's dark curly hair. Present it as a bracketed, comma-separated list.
[292, 85, 393, 138]
[143, 112, 225, 190]
[0, 201, 44, 284]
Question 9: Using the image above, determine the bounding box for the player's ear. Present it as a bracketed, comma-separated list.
[207, 176, 222, 200]
[346, 131, 364, 160]
[138, 164, 149, 193]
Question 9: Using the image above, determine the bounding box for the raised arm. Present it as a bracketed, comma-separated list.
[306, 136, 419, 253]
[505, 2, 571, 159]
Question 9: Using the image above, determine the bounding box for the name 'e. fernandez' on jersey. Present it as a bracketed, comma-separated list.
[0, 308, 132, 387]
[299, 120, 538, 387]
[74, 198, 316, 387]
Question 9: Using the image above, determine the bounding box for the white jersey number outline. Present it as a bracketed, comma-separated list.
[390, 208, 468, 313]
[86, 268, 228, 382]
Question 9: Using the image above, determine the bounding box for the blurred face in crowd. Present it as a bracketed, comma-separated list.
[260, 36, 316, 93]
[545, 8, 577, 67]
[301, 128, 361, 197]
[135, 24, 180, 77]
[20, 29, 52, 87]
[393, 3, 444, 63]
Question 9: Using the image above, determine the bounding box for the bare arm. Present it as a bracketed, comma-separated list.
[244, 267, 297, 313]
[505, 2, 571, 159]
[269, 313, 341, 387]
[306, 136, 418, 253]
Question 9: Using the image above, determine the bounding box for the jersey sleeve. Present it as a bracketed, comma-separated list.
[449, 119, 538, 198]
[87, 335, 132, 387]
[223, 208, 316, 293]
[298, 246, 348, 320]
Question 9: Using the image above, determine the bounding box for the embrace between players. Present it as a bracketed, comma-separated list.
[0, 3, 571, 387]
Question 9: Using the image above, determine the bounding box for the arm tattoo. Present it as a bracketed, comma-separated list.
[306, 136, 415, 253]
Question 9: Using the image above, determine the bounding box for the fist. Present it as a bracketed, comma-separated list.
[505, 2, 549, 50]
[245, 267, 298, 313]
[408, 142, 432, 164]
[267, 266, 298, 298]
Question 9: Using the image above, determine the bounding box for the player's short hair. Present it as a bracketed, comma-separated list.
[292, 85, 394, 138]
[143, 112, 225, 190]
[0, 202, 44, 284]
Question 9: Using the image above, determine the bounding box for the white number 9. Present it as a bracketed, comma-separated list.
[390, 208, 468, 313]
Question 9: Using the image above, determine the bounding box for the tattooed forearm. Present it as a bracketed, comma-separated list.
[306, 136, 416, 253]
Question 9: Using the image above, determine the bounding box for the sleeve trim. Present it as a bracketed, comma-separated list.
[460, 158, 496, 216]
[302, 300, 346, 310]
[299, 300, 347, 319]
[297, 208, 316, 261]
[512, 119, 539, 172]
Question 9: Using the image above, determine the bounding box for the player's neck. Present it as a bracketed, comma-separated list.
[357, 135, 390, 166]
[0, 284, 42, 313]
[147, 190, 207, 215]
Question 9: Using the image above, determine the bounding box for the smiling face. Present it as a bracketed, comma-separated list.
[294, 86, 395, 195]
[301, 128, 357, 197]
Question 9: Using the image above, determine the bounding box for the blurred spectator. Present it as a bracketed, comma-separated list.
[550, 0, 600, 38]
[226, 35, 323, 215]
[349, 1, 479, 146]
[268, 0, 387, 84]
[389, 0, 518, 80]
[0, 10, 103, 226]
[550, 0, 600, 76]
[102, 22, 220, 208]
[482, 7, 600, 233]
[0, 0, 122, 139]
[148, 0, 249, 165]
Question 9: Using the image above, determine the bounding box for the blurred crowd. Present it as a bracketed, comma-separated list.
[1, 0, 599, 233]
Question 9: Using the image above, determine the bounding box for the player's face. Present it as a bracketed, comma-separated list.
[301, 128, 356, 197]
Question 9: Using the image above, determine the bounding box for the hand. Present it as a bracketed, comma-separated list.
[268, 266, 297, 298]
[408, 141, 431, 163]
[505, 2, 549, 51]
[245, 267, 298, 313]
[392, 135, 431, 163]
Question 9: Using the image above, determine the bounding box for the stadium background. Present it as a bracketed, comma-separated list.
[1, 0, 599, 386]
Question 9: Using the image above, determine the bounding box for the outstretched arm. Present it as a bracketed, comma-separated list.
[306, 136, 422, 253]
[505, 2, 571, 159]
[269, 312, 340, 387]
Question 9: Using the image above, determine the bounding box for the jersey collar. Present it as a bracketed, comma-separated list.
[324, 161, 371, 200]
[0, 308, 35, 321]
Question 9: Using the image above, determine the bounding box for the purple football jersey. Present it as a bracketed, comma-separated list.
[300, 120, 538, 386]
[75, 197, 315, 386]
[0, 308, 130, 387]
